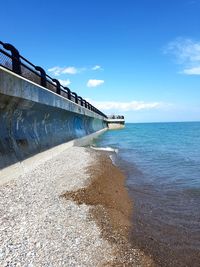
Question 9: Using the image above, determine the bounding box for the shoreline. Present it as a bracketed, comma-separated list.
[64, 149, 155, 266]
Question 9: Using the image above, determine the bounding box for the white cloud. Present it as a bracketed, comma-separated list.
[87, 79, 104, 87]
[58, 79, 71, 86]
[92, 65, 102, 70]
[182, 66, 200, 75]
[48, 66, 64, 76]
[48, 65, 103, 76]
[48, 66, 79, 76]
[164, 37, 200, 75]
[62, 66, 78, 74]
[86, 99, 165, 111]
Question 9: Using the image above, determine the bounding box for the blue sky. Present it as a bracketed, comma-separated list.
[1, 0, 200, 122]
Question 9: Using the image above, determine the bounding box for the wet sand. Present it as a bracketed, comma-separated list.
[63, 149, 155, 266]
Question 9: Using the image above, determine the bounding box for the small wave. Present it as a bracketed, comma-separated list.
[90, 146, 118, 153]
[109, 153, 118, 166]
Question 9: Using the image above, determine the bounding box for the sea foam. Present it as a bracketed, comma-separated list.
[90, 146, 118, 153]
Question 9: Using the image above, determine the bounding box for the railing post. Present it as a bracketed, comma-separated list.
[35, 66, 47, 87]
[64, 87, 71, 100]
[78, 96, 83, 106]
[3, 43, 21, 75]
[72, 92, 78, 104]
[0, 41, 106, 117]
[84, 100, 87, 108]
[52, 79, 61, 94]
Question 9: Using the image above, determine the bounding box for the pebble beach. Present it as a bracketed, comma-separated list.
[0, 146, 153, 267]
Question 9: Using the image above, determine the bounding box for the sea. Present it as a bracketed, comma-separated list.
[94, 122, 200, 267]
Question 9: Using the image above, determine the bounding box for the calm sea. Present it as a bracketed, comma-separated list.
[94, 122, 200, 266]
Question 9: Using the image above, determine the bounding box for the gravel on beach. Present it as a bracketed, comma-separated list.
[0, 147, 114, 267]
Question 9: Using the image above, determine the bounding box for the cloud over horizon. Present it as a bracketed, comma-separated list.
[164, 37, 200, 75]
[87, 79, 104, 87]
[86, 99, 166, 111]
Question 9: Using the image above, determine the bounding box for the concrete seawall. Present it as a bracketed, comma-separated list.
[0, 67, 107, 170]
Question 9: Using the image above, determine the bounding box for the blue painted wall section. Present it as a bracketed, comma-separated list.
[0, 67, 107, 169]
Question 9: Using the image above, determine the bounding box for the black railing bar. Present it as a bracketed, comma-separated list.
[2, 66, 105, 118]
[60, 88, 73, 98]
[60, 84, 67, 91]
[63, 87, 72, 100]
[46, 81, 57, 89]
[2, 46, 75, 101]
[0, 52, 106, 116]
[0, 48, 12, 57]
[20, 62, 41, 77]
[0, 48, 33, 73]
[46, 76, 56, 84]
[60, 88, 70, 94]
[45, 73, 53, 80]
[45, 76, 72, 97]
[0, 41, 108, 118]
[2, 52, 92, 114]
[62, 88, 73, 100]
[79, 97, 86, 107]
[83, 99, 87, 107]
[45, 76, 60, 89]
[0, 54, 40, 80]
[0, 43, 44, 80]
[0, 49, 39, 77]
[20, 54, 46, 75]
[0, 50, 40, 80]
[46, 74, 62, 87]
[19, 54, 38, 69]
[70, 95, 75, 102]
[78, 96, 83, 106]
[71, 92, 78, 103]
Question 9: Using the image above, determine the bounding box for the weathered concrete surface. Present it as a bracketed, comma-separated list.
[108, 123, 125, 129]
[0, 128, 107, 185]
[107, 119, 125, 129]
[0, 67, 107, 170]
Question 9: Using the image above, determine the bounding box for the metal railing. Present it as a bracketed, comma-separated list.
[0, 41, 107, 118]
[107, 115, 124, 119]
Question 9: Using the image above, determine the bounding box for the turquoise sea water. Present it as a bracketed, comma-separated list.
[95, 122, 200, 266]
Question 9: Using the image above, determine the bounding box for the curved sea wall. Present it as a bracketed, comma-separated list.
[0, 67, 107, 169]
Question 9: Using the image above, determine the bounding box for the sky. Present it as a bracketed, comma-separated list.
[1, 0, 200, 122]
